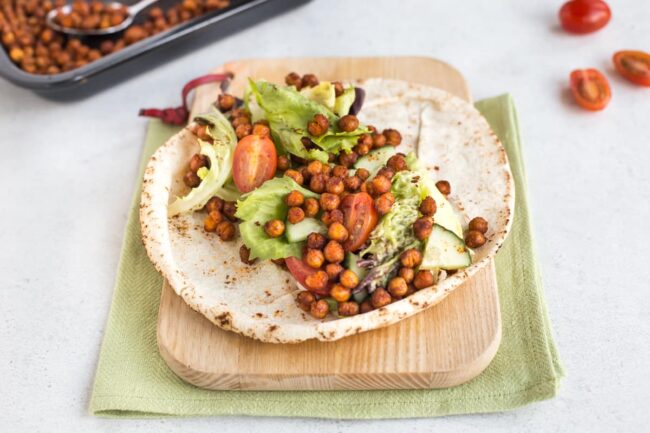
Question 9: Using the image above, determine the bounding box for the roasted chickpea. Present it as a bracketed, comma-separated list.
[353, 142, 371, 156]
[328, 222, 349, 242]
[183, 170, 201, 187]
[324, 240, 345, 263]
[285, 71, 302, 89]
[371, 288, 392, 308]
[208, 210, 224, 224]
[252, 122, 271, 137]
[419, 196, 437, 216]
[386, 153, 408, 172]
[296, 291, 315, 312]
[357, 133, 373, 147]
[321, 209, 344, 226]
[287, 206, 305, 224]
[372, 133, 387, 148]
[305, 271, 329, 292]
[216, 221, 236, 241]
[204, 214, 218, 232]
[320, 193, 341, 211]
[436, 180, 451, 195]
[371, 175, 392, 195]
[331, 284, 351, 302]
[360, 299, 374, 314]
[305, 160, 323, 176]
[301, 73, 319, 88]
[303, 197, 320, 217]
[377, 166, 395, 180]
[284, 169, 304, 185]
[469, 217, 489, 234]
[338, 151, 358, 168]
[388, 277, 409, 297]
[307, 113, 329, 136]
[383, 129, 402, 146]
[264, 219, 285, 238]
[398, 267, 415, 284]
[306, 232, 327, 250]
[271, 258, 286, 268]
[235, 123, 252, 139]
[310, 173, 326, 193]
[339, 301, 360, 316]
[304, 248, 325, 269]
[325, 176, 345, 194]
[375, 192, 395, 215]
[277, 155, 291, 171]
[231, 115, 250, 128]
[99, 39, 114, 54]
[298, 166, 312, 183]
[465, 230, 486, 248]
[239, 244, 256, 265]
[338, 114, 359, 132]
[285, 190, 305, 207]
[189, 153, 209, 172]
[356, 168, 370, 181]
[413, 269, 435, 289]
[230, 107, 249, 119]
[331, 165, 348, 178]
[325, 263, 344, 281]
[310, 298, 329, 319]
[344, 175, 362, 191]
[400, 248, 422, 268]
[339, 269, 359, 289]
[413, 217, 433, 240]
[333, 81, 344, 97]
[217, 93, 236, 112]
[222, 201, 238, 221]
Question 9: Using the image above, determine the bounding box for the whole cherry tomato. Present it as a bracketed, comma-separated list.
[559, 0, 611, 34]
[613, 50, 650, 87]
[569, 69, 611, 111]
[285, 257, 330, 296]
[232, 134, 277, 193]
[340, 192, 378, 252]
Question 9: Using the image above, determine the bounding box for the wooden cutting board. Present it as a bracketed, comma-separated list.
[156, 57, 502, 390]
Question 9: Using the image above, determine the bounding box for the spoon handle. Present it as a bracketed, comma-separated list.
[128, 0, 161, 16]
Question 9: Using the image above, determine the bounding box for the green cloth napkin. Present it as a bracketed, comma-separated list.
[90, 94, 563, 419]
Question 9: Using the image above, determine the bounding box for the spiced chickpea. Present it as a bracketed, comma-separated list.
[304, 248, 325, 269]
[371, 175, 392, 195]
[468, 217, 489, 234]
[387, 153, 408, 172]
[325, 263, 344, 281]
[339, 301, 360, 317]
[360, 300, 374, 314]
[344, 175, 362, 192]
[230, 107, 249, 118]
[375, 192, 395, 215]
[299, 166, 312, 183]
[204, 214, 218, 232]
[222, 201, 238, 221]
[325, 177, 345, 195]
[371, 288, 392, 308]
[208, 210, 224, 225]
[413, 270, 434, 290]
[264, 219, 285, 238]
[277, 155, 290, 171]
[310, 174, 326, 193]
[338, 114, 359, 132]
[383, 129, 402, 146]
[338, 151, 358, 168]
[436, 180, 451, 195]
[327, 222, 349, 243]
[239, 245, 256, 265]
[330, 284, 351, 302]
[419, 196, 437, 216]
[372, 133, 387, 148]
[296, 291, 315, 312]
[333, 81, 344, 97]
[399, 267, 415, 284]
[285, 72, 302, 89]
[307, 114, 329, 136]
[465, 230, 486, 248]
[322, 209, 344, 227]
[284, 169, 304, 185]
[324, 240, 345, 263]
[358, 133, 373, 148]
[216, 221, 235, 241]
[303, 197, 320, 217]
[305, 271, 328, 292]
[231, 116, 250, 128]
[400, 248, 422, 268]
[310, 299, 329, 319]
[356, 168, 370, 181]
[339, 269, 359, 289]
[252, 123, 270, 137]
[235, 123, 252, 139]
[217, 93, 236, 112]
[377, 166, 395, 180]
[189, 153, 209, 172]
[353, 142, 371, 156]
[301, 73, 319, 88]
[183, 171, 201, 188]
[285, 190, 305, 207]
[332, 165, 348, 178]
[388, 277, 409, 297]
[306, 232, 327, 250]
[305, 160, 322, 176]
[287, 206, 305, 224]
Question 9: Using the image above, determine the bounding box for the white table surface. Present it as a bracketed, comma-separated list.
[1, 0, 649, 431]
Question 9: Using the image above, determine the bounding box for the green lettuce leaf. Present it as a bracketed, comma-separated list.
[235, 177, 319, 260]
[333, 84, 355, 116]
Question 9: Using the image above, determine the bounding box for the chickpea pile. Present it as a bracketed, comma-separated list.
[0, 0, 230, 75]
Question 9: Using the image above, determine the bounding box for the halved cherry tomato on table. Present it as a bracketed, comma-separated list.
[559, 0, 611, 34]
[569, 69, 611, 111]
[613, 50, 650, 87]
[340, 192, 378, 252]
[285, 256, 330, 296]
[232, 135, 277, 193]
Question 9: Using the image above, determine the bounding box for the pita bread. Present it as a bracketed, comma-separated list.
[140, 78, 514, 343]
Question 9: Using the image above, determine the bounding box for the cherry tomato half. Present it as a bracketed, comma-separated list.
[340, 192, 378, 252]
[232, 135, 277, 193]
[569, 69, 611, 111]
[559, 0, 611, 34]
[613, 50, 650, 87]
[285, 256, 330, 296]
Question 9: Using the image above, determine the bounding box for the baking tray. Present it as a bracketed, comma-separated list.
[0, 0, 309, 94]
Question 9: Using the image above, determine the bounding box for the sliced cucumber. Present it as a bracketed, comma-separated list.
[285, 218, 327, 243]
[345, 252, 368, 280]
[354, 147, 397, 177]
[420, 224, 471, 270]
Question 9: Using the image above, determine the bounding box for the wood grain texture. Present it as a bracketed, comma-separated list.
[156, 56, 501, 390]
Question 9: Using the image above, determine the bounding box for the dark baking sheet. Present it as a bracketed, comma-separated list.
[0, 0, 309, 94]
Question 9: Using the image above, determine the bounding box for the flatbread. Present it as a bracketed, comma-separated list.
[140, 78, 514, 343]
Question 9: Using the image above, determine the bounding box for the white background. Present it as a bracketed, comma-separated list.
[1, 0, 649, 432]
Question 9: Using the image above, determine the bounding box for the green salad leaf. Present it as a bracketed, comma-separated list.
[333, 84, 355, 116]
[300, 82, 336, 110]
[168, 110, 238, 217]
[235, 177, 319, 260]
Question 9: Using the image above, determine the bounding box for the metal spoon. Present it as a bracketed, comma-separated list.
[46, 0, 160, 36]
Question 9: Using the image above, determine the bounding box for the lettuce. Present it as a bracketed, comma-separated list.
[235, 177, 319, 260]
[333, 84, 355, 116]
[168, 110, 238, 217]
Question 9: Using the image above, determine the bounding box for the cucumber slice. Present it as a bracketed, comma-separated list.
[420, 224, 471, 270]
[354, 147, 397, 177]
[345, 252, 368, 280]
[285, 218, 327, 243]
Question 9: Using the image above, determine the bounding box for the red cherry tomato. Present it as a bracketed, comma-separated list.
[232, 135, 277, 193]
[613, 50, 650, 87]
[285, 257, 330, 296]
[569, 69, 611, 111]
[340, 192, 378, 252]
[559, 0, 611, 34]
